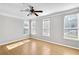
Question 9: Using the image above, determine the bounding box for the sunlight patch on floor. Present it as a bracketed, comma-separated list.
[6, 40, 30, 50]
[31, 42, 37, 54]
[42, 45, 50, 55]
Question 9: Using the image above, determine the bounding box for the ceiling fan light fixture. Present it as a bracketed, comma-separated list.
[20, 4, 43, 16]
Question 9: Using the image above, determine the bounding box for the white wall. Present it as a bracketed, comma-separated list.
[0, 15, 29, 45]
[31, 7, 79, 48]
[50, 14, 79, 48]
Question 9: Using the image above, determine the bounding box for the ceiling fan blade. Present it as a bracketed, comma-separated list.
[33, 12, 38, 16]
[34, 11, 43, 13]
[27, 12, 32, 16]
[20, 9, 30, 12]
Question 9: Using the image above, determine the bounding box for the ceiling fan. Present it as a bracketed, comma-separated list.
[20, 5, 43, 16]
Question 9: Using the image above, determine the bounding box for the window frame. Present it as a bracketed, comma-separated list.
[24, 20, 30, 35]
[31, 20, 36, 35]
[64, 14, 78, 40]
[42, 18, 50, 37]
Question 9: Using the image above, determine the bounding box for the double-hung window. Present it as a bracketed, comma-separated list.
[64, 14, 78, 40]
[42, 18, 50, 36]
[24, 20, 29, 35]
[31, 20, 36, 35]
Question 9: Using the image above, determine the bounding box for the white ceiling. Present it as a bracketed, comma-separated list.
[0, 3, 79, 19]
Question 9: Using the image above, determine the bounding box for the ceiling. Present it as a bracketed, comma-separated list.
[0, 3, 79, 20]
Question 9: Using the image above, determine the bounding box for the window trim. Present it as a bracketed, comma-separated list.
[64, 14, 78, 40]
[42, 18, 50, 37]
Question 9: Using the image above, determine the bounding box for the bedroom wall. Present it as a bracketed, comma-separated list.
[0, 15, 29, 45]
[31, 7, 79, 48]
[50, 14, 79, 48]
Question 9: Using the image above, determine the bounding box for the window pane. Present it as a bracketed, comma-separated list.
[24, 20, 29, 35]
[64, 14, 78, 40]
[31, 21, 36, 35]
[43, 18, 50, 36]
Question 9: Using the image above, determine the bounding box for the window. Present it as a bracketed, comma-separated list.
[31, 20, 36, 35]
[42, 18, 50, 36]
[64, 14, 78, 40]
[24, 20, 29, 35]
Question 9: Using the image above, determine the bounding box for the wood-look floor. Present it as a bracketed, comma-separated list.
[0, 38, 79, 55]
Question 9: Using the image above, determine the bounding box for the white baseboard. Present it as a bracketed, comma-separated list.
[32, 37, 79, 50]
